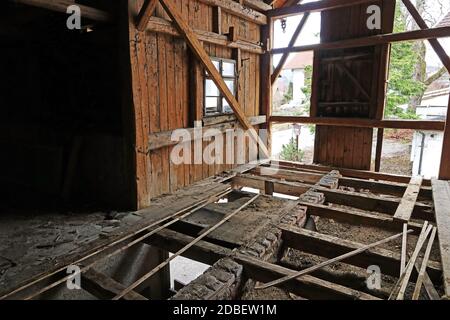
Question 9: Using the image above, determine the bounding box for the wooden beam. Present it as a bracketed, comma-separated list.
[260, 17, 274, 155]
[235, 254, 380, 300]
[113, 194, 260, 299]
[401, 0, 450, 73]
[393, 177, 423, 223]
[243, 0, 272, 12]
[252, 166, 323, 184]
[267, 0, 376, 19]
[13, 0, 112, 21]
[431, 179, 450, 297]
[260, 163, 432, 199]
[300, 202, 423, 235]
[256, 229, 412, 290]
[196, 0, 267, 25]
[271, 26, 450, 55]
[136, 0, 158, 31]
[82, 269, 147, 300]
[234, 174, 434, 221]
[271, 12, 310, 84]
[439, 96, 450, 180]
[145, 229, 232, 266]
[280, 224, 442, 282]
[149, 116, 266, 151]
[146, 17, 264, 54]
[269, 116, 446, 131]
[159, 0, 270, 159]
[271, 160, 433, 186]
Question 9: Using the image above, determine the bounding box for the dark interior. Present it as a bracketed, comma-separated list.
[0, 2, 132, 211]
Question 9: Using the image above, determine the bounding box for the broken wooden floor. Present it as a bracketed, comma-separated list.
[1, 160, 449, 300]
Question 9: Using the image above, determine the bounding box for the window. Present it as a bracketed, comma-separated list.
[204, 58, 236, 116]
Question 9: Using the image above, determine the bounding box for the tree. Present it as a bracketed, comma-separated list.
[386, 1, 448, 118]
[280, 138, 304, 162]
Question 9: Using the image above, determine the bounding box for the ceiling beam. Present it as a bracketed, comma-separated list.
[267, 0, 377, 19]
[271, 26, 450, 55]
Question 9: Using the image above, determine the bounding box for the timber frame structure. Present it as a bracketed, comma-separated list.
[1, 0, 450, 301]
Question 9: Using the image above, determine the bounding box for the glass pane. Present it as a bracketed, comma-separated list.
[205, 97, 219, 114]
[205, 60, 220, 76]
[223, 98, 232, 113]
[225, 80, 235, 94]
[223, 61, 235, 77]
[205, 79, 219, 96]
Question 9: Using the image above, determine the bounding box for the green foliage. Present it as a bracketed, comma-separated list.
[385, 5, 426, 119]
[301, 65, 313, 115]
[280, 138, 304, 162]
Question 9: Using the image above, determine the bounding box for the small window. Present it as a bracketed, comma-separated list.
[204, 58, 236, 116]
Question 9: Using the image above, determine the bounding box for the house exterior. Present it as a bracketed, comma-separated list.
[411, 88, 449, 178]
[410, 12, 450, 178]
[281, 51, 314, 106]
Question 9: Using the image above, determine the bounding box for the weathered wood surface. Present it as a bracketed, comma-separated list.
[432, 180, 450, 297]
[393, 177, 423, 223]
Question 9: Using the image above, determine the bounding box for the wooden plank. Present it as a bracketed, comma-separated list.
[395, 223, 433, 300]
[280, 224, 441, 282]
[271, 12, 310, 84]
[159, 0, 269, 159]
[267, 0, 375, 19]
[431, 179, 450, 297]
[269, 116, 446, 131]
[271, 160, 433, 186]
[401, 224, 408, 276]
[256, 229, 412, 290]
[412, 227, 437, 300]
[136, 0, 158, 31]
[300, 202, 424, 235]
[14, 0, 111, 21]
[146, 17, 264, 54]
[82, 269, 147, 300]
[235, 254, 380, 300]
[393, 177, 423, 223]
[271, 26, 450, 55]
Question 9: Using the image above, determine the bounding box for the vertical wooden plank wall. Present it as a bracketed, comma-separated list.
[127, 0, 262, 209]
[313, 0, 395, 171]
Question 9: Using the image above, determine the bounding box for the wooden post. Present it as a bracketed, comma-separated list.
[260, 17, 274, 156]
[374, 128, 384, 172]
[440, 95, 450, 180]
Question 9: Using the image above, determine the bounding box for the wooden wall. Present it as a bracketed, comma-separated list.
[126, 0, 263, 209]
[312, 0, 395, 170]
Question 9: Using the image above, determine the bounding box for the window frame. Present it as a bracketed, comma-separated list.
[203, 57, 237, 117]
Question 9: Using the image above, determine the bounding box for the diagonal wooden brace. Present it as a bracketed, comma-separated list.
[158, 0, 270, 159]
